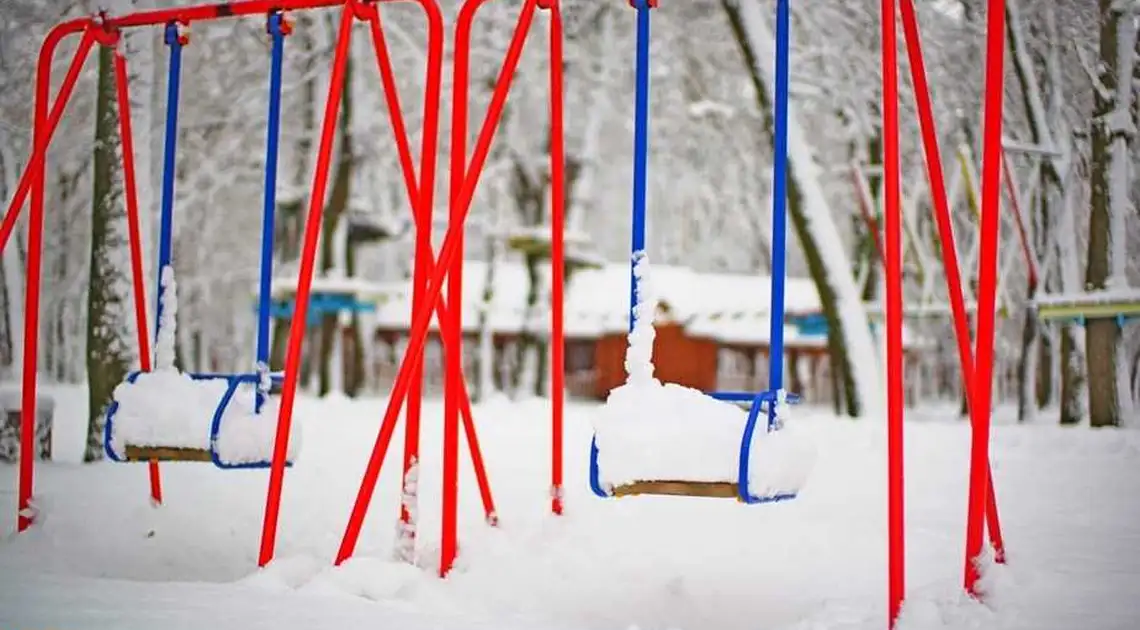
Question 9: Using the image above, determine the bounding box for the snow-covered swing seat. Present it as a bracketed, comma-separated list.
[103, 268, 301, 469]
[588, 0, 813, 503]
[102, 16, 300, 469]
[588, 257, 816, 503]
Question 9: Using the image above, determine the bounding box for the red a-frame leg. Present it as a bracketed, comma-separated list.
[334, 0, 547, 577]
[896, 0, 1007, 595]
[7, 26, 97, 533]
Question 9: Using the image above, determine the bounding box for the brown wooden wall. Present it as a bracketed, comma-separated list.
[592, 322, 719, 398]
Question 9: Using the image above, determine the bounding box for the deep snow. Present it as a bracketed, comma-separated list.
[1, 386, 1139, 630]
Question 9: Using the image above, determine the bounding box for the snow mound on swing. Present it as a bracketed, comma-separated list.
[105, 266, 301, 465]
[108, 370, 302, 465]
[590, 252, 815, 496]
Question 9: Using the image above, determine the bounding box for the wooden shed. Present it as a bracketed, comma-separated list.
[592, 321, 719, 397]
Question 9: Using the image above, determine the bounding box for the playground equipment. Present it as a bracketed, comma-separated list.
[587, 0, 807, 505]
[883, 0, 1008, 625]
[267, 274, 386, 326]
[0, 0, 567, 579]
[101, 15, 295, 470]
[850, 141, 1039, 323]
[1034, 290, 1140, 325]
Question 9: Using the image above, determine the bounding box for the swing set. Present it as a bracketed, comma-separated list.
[0, 0, 568, 578]
[3, 0, 1015, 627]
[587, 0, 803, 505]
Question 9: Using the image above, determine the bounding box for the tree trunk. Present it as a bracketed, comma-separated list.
[317, 43, 353, 397]
[1016, 306, 1039, 422]
[860, 133, 883, 303]
[511, 250, 542, 396]
[1085, 0, 1135, 428]
[722, 0, 881, 417]
[0, 145, 23, 380]
[85, 46, 133, 462]
[1036, 331, 1053, 408]
[344, 235, 365, 398]
[474, 232, 499, 402]
[1059, 326, 1085, 425]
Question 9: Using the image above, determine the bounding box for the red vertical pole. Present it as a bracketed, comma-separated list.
[881, 0, 905, 625]
[366, 4, 497, 533]
[0, 25, 92, 256]
[335, 0, 535, 568]
[1001, 154, 1037, 290]
[898, 0, 1006, 570]
[366, 3, 443, 564]
[986, 476, 1005, 563]
[258, 5, 354, 568]
[964, 0, 1005, 596]
[458, 393, 497, 522]
[546, 0, 565, 516]
[851, 165, 887, 267]
[111, 46, 163, 505]
[441, 0, 476, 579]
[17, 28, 96, 533]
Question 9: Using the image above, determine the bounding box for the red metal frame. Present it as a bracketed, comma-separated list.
[0, 0, 563, 574]
[879, 1, 904, 625]
[547, 0, 566, 517]
[111, 36, 164, 506]
[330, 0, 565, 577]
[885, 0, 1008, 620]
[1001, 154, 1038, 291]
[0, 0, 361, 538]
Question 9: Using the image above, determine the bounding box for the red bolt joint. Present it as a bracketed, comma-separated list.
[536, 0, 558, 9]
[90, 12, 122, 47]
[348, 0, 379, 22]
[267, 11, 294, 37]
[628, 0, 658, 8]
[164, 20, 191, 46]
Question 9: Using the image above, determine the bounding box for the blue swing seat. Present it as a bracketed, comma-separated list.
[103, 369, 297, 469]
[589, 388, 809, 503]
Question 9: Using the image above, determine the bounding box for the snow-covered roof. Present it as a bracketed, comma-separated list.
[268, 272, 393, 302]
[1033, 287, 1140, 308]
[369, 260, 823, 345]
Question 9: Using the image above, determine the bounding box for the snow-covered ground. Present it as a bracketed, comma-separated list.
[2, 386, 1139, 630]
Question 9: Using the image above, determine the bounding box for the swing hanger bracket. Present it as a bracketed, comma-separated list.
[164, 20, 191, 47]
[90, 11, 123, 48]
[267, 10, 294, 37]
[348, 0, 379, 22]
[535, 0, 558, 10]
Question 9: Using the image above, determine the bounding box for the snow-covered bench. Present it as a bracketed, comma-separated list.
[104, 369, 301, 469]
[590, 379, 815, 503]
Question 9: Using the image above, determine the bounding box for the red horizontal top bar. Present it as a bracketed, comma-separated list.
[103, 0, 347, 28]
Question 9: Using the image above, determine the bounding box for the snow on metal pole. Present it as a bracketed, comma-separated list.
[154, 22, 186, 364]
[628, 0, 654, 333]
[898, 0, 1007, 573]
[334, 0, 537, 569]
[369, 1, 497, 532]
[767, 0, 790, 430]
[254, 12, 289, 415]
[363, 0, 440, 563]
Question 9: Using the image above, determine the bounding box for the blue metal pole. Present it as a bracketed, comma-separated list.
[628, 0, 652, 333]
[767, 0, 791, 427]
[255, 13, 286, 413]
[154, 22, 183, 361]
